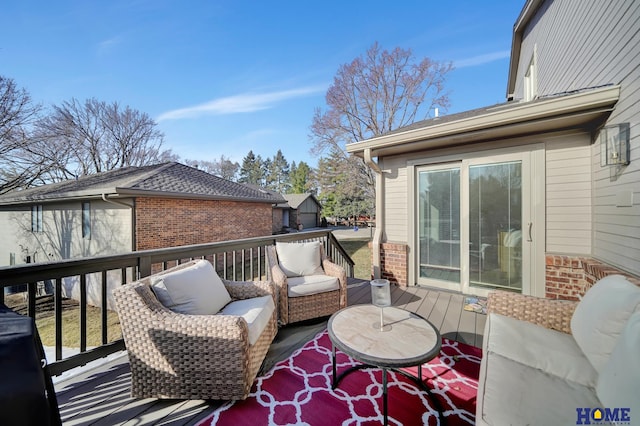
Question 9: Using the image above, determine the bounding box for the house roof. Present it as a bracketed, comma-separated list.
[0, 162, 286, 205]
[281, 193, 321, 209]
[346, 84, 620, 159]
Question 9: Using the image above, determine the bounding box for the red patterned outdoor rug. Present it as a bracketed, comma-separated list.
[197, 330, 482, 426]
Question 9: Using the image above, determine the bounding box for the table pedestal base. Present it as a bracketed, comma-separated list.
[331, 346, 445, 425]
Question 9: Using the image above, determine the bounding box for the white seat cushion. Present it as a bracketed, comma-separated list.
[287, 275, 339, 297]
[275, 241, 325, 277]
[151, 259, 232, 315]
[476, 352, 601, 426]
[486, 313, 598, 388]
[220, 295, 275, 345]
[571, 275, 640, 373]
[596, 311, 640, 415]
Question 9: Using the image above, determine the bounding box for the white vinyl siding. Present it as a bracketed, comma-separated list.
[515, 0, 640, 275]
[545, 133, 592, 254]
[0, 199, 133, 267]
[382, 156, 409, 243]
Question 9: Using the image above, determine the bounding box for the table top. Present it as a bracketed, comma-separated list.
[328, 305, 441, 368]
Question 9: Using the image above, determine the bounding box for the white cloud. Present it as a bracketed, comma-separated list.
[97, 36, 123, 53]
[157, 85, 326, 122]
[453, 50, 510, 68]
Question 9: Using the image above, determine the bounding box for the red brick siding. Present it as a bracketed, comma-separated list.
[377, 242, 408, 286]
[135, 197, 273, 250]
[545, 254, 640, 300]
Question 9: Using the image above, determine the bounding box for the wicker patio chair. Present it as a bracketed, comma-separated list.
[487, 290, 578, 334]
[112, 260, 277, 400]
[266, 241, 347, 326]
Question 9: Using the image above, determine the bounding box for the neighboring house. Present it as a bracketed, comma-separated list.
[280, 193, 322, 230]
[0, 162, 285, 304]
[347, 0, 639, 300]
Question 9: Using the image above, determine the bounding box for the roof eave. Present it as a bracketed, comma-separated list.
[346, 85, 620, 158]
[114, 188, 284, 204]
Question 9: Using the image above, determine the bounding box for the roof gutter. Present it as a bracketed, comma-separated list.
[101, 193, 133, 208]
[364, 148, 384, 279]
[347, 85, 619, 157]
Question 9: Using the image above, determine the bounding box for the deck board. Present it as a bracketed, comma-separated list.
[457, 307, 479, 346]
[54, 279, 486, 425]
[440, 293, 463, 341]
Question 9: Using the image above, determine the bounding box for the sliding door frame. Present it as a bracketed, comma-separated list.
[407, 144, 546, 297]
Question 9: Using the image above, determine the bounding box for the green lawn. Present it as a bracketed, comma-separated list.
[338, 239, 371, 280]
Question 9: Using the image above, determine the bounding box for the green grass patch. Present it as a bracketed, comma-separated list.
[5, 294, 122, 347]
[338, 239, 371, 280]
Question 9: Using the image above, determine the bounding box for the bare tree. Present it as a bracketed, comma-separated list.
[185, 155, 239, 181]
[34, 98, 171, 180]
[0, 75, 46, 194]
[310, 43, 452, 209]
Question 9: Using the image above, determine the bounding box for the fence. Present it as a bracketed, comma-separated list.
[0, 230, 354, 375]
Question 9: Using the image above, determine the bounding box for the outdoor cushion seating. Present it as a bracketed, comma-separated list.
[112, 259, 277, 400]
[477, 274, 640, 425]
[266, 241, 347, 325]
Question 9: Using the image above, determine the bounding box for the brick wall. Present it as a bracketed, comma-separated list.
[546, 254, 640, 300]
[378, 242, 408, 286]
[135, 197, 273, 250]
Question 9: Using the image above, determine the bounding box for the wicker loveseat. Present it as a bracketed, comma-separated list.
[477, 275, 640, 425]
[112, 259, 277, 400]
[266, 241, 347, 325]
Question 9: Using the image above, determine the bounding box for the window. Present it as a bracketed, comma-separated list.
[31, 205, 43, 232]
[523, 46, 538, 101]
[82, 201, 91, 239]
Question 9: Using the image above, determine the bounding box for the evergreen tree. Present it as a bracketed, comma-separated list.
[316, 148, 371, 220]
[266, 149, 290, 193]
[289, 161, 313, 194]
[238, 150, 264, 185]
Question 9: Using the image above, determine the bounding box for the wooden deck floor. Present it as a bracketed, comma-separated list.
[54, 280, 486, 426]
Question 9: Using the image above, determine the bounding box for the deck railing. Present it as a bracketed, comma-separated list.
[0, 230, 354, 376]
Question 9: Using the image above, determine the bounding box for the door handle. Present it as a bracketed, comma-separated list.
[527, 222, 533, 242]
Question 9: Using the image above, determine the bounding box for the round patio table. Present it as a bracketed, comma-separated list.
[328, 304, 443, 425]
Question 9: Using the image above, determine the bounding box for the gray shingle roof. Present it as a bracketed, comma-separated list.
[282, 193, 320, 209]
[0, 162, 286, 205]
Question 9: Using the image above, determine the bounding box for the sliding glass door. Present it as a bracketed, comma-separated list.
[418, 165, 461, 285]
[468, 161, 523, 292]
[416, 152, 532, 295]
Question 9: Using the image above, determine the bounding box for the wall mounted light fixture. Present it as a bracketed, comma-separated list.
[600, 123, 630, 167]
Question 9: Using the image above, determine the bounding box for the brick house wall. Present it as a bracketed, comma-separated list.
[375, 242, 408, 286]
[545, 254, 640, 300]
[135, 197, 273, 250]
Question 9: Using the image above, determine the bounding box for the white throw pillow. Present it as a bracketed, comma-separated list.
[275, 241, 325, 278]
[151, 259, 231, 315]
[596, 312, 640, 416]
[571, 275, 640, 372]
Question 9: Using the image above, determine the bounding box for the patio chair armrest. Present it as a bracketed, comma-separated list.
[223, 279, 275, 301]
[322, 259, 347, 289]
[322, 258, 348, 309]
[114, 283, 252, 363]
[487, 290, 577, 334]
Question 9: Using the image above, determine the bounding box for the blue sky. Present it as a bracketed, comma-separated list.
[2, 0, 524, 168]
